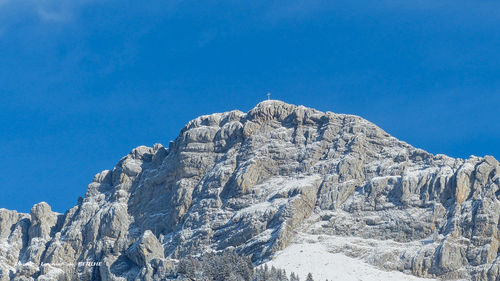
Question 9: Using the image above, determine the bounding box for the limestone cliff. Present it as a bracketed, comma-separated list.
[0, 101, 498, 280]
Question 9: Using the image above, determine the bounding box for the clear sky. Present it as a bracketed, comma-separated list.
[1, 0, 499, 213]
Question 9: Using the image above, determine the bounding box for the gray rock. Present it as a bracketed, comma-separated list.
[126, 230, 164, 267]
[0, 100, 498, 280]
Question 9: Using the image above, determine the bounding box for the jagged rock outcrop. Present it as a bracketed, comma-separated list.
[126, 230, 164, 267]
[0, 100, 498, 280]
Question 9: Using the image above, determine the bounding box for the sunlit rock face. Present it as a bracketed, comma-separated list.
[0, 100, 498, 280]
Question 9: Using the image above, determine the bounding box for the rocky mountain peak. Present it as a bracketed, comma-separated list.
[0, 101, 498, 281]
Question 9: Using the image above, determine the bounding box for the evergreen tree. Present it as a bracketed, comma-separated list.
[290, 272, 300, 281]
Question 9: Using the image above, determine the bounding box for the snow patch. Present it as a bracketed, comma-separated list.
[265, 240, 436, 281]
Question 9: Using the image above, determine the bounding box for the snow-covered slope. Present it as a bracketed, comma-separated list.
[265, 238, 436, 281]
[0, 100, 498, 280]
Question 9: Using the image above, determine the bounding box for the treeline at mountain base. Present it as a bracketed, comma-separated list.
[162, 250, 323, 281]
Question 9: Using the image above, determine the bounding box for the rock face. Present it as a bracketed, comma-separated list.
[0, 100, 498, 280]
[126, 230, 164, 267]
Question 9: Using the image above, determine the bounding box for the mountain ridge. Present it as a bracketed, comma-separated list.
[0, 100, 498, 280]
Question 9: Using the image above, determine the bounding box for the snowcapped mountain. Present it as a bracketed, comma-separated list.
[0, 100, 498, 280]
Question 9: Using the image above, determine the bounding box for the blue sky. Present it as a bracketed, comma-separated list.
[1, 0, 499, 213]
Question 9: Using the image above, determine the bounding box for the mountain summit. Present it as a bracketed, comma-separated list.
[1, 101, 498, 280]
